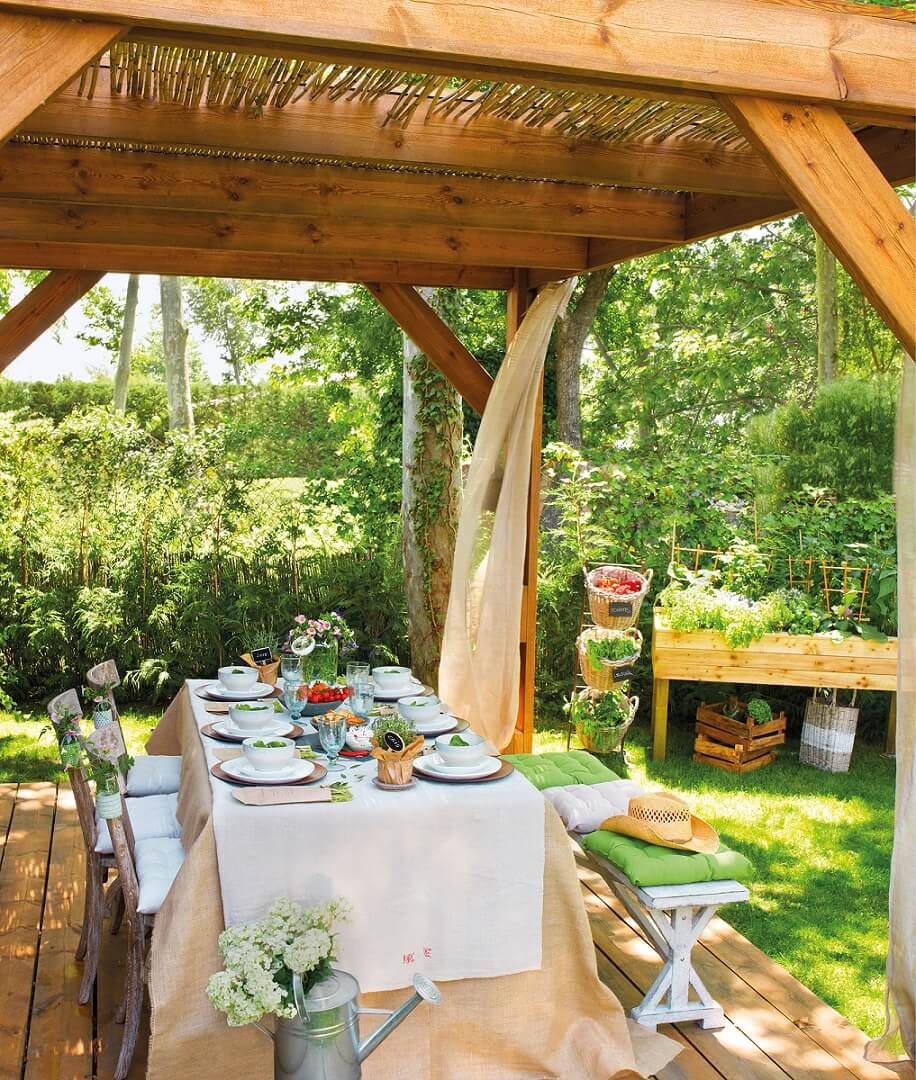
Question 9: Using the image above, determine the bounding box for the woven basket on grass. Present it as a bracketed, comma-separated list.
[799, 690, 859, 773]
[577, 627, 643, 691]
[585, 565, 653, 630]
[576, 694, 639, 755]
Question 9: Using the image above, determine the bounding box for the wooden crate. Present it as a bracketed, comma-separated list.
[693, 701, 786, 773]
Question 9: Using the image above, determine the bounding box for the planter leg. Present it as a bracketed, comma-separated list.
[651, 678, 669, 761]
[886, 692, 896, 755]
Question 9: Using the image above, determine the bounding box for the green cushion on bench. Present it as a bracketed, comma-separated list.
[503, 750, 619, 790]
[581, 829, 754, 887]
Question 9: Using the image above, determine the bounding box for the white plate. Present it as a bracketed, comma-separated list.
[372, 677, 424, 700]
[414, 713, 458, 735]
[204, 681, 275, 701]
[415, 754, 501, 779]
[219, 756, 315, 783]
[213, 718, 295, 739]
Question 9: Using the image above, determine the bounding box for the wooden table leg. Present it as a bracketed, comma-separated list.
[886, 692, 897, 755]
[651, 678, 670, 761]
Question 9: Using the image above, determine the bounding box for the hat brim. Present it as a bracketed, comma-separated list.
[600, 813, 719, 855]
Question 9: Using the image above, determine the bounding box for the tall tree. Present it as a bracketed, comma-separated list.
[400, 288, 463, 685]
[112, 274, 139, 413]
[815, 234, 838, 384]
[160, 276, 194, 432]
[185, 278, 267, 383]
[554, 268, 616, 448]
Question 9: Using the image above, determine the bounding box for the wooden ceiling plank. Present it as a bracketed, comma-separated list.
[0, 197, 590, 270]
[0, 240, 517, 288]
[1, 0, 912, 118]
[367, 282, 493, 414]
[0, 13, 122, 144]
[722, 96, 916, 355]
[0, 143, 687, 243]
[24, 71, 786, 198]
[0, 268, 102, 370]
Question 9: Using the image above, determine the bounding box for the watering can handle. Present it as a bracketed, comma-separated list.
[292, 971, 309, 1021]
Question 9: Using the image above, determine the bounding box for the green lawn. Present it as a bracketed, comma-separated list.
[1, 704, 892, 1037]
[536, 716, 894, 1037]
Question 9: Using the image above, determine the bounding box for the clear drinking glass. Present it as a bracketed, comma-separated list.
[350, 679, 374, 719]
[346, 661, 370, 689]
[281, 656, 302, 682]
[283, 676, 306, 721]
[316, 714, 348, 771]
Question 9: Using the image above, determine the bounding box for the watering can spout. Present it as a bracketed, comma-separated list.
[357, 975, 441, 1063]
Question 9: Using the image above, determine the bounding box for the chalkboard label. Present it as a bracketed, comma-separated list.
[251, 646, 274, 666]
[613, 665, 635, 682]
[609, 601, 633, 617]
[383, 731, 406, 753]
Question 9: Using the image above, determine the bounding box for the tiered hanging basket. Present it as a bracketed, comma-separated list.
[576, 693, 640, 755]
[585, 565, 653, 630]
[800, 691, 859, 773]
[577, 627, 643, 691]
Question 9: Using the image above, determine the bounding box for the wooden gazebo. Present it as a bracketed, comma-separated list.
[0, 0, 913, 753]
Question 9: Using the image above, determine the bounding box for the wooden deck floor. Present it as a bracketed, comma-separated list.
[0, 782, 894, 1080]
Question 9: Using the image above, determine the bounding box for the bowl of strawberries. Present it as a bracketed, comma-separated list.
[296, 680, 350, 717]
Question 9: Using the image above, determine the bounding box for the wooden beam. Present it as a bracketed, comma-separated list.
[0, 240, 516, 288]
[723, 97, 916, 355]
[0, 143, 687, 244]
[0, 197, 589, 270]
[366, 283, 494, 414]
[3, 0, 913, 119]
[24, 71, 787, 197]
[0, 269, 101, 370]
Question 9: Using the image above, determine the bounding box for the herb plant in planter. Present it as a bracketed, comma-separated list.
[370, 714, 423, 786]
[567, 688, 638, 756]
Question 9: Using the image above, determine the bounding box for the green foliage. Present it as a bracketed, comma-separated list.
[370, 711, 416, 748]
[585, 635, 639, 665]
[658, 583, 790, 648]
[746, 698, 772, 726]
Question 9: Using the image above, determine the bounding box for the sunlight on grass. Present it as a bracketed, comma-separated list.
[535, 715, 894, 1037]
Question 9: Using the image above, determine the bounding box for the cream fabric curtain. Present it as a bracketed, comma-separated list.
[439, 278, 575, 751]
[867, 356, 915, 1075]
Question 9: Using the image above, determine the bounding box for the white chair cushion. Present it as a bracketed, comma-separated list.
[135, 836, 185, 915]
[95, 792, 181, 854]
[544, 780, 645, 833]
[126, 755, 182, 796]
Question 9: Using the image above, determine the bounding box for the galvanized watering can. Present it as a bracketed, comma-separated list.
[260, 968, 441, 1080]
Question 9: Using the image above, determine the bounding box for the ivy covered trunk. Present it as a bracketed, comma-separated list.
[401, 288, 463, 687]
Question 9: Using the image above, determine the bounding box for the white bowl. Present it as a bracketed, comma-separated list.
[345, 724, 374, 752]
[397, 695, 443, 723]
[218, 665, 259, 693]
[434, 731, 487, 767]
[372, 665, 412, 691]
[228, 701, 275, 731]
[242, 736, 296, 773]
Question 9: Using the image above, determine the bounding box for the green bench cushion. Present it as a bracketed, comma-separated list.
[581, 829, 755, 887]
[503, 750, 619, 790]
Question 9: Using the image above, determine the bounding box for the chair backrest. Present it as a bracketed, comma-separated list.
[47, 690, 99, 853]
[85, 659, 128, 744]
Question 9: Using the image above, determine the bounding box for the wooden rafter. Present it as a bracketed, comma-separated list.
[2, 0, 912, 120]
[366, 283, 494, 414]
[0, 14, 121, 145]
[24, 72, 787, 198]
[723, 97, 916, 355]
[0, 269, 102, 370]
[0, 144, 687, 244]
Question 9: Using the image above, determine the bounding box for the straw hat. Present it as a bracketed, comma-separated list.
[601, 792, 719, 854]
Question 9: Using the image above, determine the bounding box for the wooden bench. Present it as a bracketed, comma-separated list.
[580, 846, 749, 1031]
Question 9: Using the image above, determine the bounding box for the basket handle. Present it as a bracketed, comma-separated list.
[629, 696, 640, 717]
[643, 567, 654, 587]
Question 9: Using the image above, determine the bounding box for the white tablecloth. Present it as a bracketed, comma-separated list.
[188, 681, 545, 992]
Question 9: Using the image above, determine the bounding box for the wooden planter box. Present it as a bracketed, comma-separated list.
[694, 701, 787, 774]
[650, 613, 898, 761]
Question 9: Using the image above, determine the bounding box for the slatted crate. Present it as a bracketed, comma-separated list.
[693, 701, 787, 774]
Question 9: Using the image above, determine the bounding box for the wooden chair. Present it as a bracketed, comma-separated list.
[102, 798, 184, 1080]
[86, 659, 183, 796]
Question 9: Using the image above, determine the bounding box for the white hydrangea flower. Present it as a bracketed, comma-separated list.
[283, 928, 332, 974]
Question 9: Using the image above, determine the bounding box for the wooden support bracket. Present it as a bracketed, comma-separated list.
[0, 269, 102, 371]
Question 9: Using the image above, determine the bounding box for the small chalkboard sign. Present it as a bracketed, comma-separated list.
[383, 731, 406, 753]
[251, 646, 274, 666]
[613, 665, 635, 683]
[609, 601, 633, 617]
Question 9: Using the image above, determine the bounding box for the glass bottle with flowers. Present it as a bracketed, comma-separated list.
[285, 612, 356, 684]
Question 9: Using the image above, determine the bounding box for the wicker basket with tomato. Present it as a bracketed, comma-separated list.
[585, 564, 653, 630]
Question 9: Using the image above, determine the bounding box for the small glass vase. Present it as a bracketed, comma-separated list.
[305, 641, 339, 683]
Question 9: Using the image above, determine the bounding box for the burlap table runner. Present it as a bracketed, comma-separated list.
[145, 685, 679, 1078]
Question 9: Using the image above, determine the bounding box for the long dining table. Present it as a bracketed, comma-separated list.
[142, 681, 678, 1079]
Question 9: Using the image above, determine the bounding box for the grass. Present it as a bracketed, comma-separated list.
[535, 715, 894, 1037]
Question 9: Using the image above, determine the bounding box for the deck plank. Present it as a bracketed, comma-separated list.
[0, 783, 18, 868]
[0, 782, 57, 1076]
[23, 786, 93, 1080]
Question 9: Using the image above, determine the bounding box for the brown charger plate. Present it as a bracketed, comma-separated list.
[412, 758, 514, 784]
[196, 684, 283, 702]
[210, 760, 327, 787]
[202, 722, 305, 744]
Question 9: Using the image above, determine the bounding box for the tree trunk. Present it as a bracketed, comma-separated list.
[401, 288, 463, 686]
[112, 273, 139, 414]
[554, 267, 616, 448]
[815, 233, 838, 384]
[160, 276, 194, 432]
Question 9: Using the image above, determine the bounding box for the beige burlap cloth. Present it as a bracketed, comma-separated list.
[145, 686, 678, 1078]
